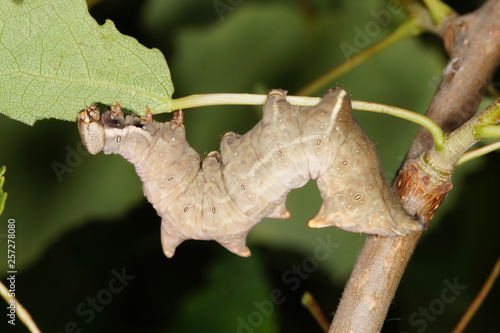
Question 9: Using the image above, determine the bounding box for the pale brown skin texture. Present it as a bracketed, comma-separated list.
[78, 89, 423, 258]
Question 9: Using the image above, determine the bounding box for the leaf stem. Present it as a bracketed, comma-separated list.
[427, 99, 500, 170]
[168, 93, 445, 150]
[301, 292, 330, 333]
[475, 125, 500, 139]
[296, 18, 423, 96]
[168, 93, 266, 110]
[455, 141, 500, 166]
[0, 281, 41, 333]
[168, 93, 322, 111]
[351, 100, 445, 150]
[422, 0, 456, 25]
[0, 166, 6, 215]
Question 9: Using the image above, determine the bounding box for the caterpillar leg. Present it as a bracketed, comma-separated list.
[160, 219, 185, 258]
[218, 238, 252, 257]
[201, 151, 254, 257]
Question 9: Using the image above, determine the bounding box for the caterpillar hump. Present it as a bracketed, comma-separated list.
[77, 89, 424, 258]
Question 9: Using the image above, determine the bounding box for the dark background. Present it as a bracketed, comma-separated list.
[0, 0, 498, 332]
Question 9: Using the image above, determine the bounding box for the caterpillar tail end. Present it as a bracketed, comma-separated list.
[266, 203, 291, 219]
[164, 249, 176, 259]
[160, 220, 184, 259]
[306, 206, 425, 236]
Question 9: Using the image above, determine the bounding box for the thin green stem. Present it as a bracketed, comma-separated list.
[480, 99, 500, 124]
[475, 125, 500, 140]
[168, 93, 266, 110]
[167, 93, 444, 150]
[455, 140, 500, 166]
[452, 257, 500, 333]
[426, 99, 500, 170]
[0, 166, 6, 215]
[167, 93, 321, 111]
[297, 18, 423, 96]
[422, 0, 455, 25]
[0, 281, 41, 333]
[351, 100, 445, 150]
[301, 292, 330, 333]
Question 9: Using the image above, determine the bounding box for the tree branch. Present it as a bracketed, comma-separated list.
[329, 1, 500, 331]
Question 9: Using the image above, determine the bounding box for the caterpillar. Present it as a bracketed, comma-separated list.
[78, 88, 424, 258]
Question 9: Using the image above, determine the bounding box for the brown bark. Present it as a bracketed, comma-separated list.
[405, 0, 500, 162]
[329, 1, 500, 332]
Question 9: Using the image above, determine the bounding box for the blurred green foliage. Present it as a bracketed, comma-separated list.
[0, 0, 497, 332]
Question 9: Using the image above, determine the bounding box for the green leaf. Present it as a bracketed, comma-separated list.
[0, 0, 174, 125]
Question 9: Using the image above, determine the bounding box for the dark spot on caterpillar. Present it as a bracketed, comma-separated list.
[78, 88, 424, 258]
